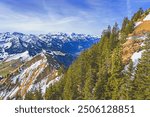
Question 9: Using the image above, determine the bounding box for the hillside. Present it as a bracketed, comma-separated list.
[133, 21, 150, 35]
[0, 8, 150, 100]
[0, 32, 99, 99]
[40, 8, 150, 100]
[0, 53, 60, 99]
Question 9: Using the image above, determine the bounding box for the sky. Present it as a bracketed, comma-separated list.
[0, 0, 150, 35]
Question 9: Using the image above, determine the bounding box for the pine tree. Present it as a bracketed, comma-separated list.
[126, 21, 135, 34]
[25, 91, 34, 100]
[132, 8, 144, 22]
[63, 68, 74, 100]
[120, 60, 134, 99]
[112, 22, 119, 35]
[38, 9, 150, 100]
[45, 84, 60, 100]
[106, 46, 123, 99]
[94, 71, 107, 100]
[121, 17, 129, 33]
[121, 17, 134, 35]
[83, 68, 95, 99]
[133, 35, 150, 99]
[34, 85, 43, 100]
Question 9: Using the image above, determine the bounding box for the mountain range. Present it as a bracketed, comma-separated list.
[0, 32, 99, 66]
[0, 32, 99, 99]
[0, 8, 150, 100]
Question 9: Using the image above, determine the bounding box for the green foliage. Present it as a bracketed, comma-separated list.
[121, 17, 135, 35]
[25, 85, 43, 100]
[45, 23, 124, 100]
[120, 60, 135, 100]
[105, 46, 123, 99]
[44, 9, 150, 100]
[133, 35, 150, 99]
[83, 68, 95, 99]
[131, 8, 144, 22]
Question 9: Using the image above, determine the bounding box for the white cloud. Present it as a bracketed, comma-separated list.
[0, 1, 126, 36]
[127, 0, 132, 18]
[0, 3, 94, 34]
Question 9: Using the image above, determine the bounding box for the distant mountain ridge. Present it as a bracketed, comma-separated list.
[0, 32, 99, 66]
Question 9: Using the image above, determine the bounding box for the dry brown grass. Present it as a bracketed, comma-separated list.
[122, 39, 143, 64]
[133, 21, 150, 35]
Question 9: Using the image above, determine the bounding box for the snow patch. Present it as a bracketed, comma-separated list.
[127, 36, 133, 40]
[5, 51, 31, 62]
[3, 42, 12, 49]
[143, 13, 150, 21]
[131, 50, 144, 67]
[140, 42, 145, 47]
[46, 76, 61, 88]
[53, 51, 65, 56]
[9, 87, 19, 98]
[135, 21, 142, 27]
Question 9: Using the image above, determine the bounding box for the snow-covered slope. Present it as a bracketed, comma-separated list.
[134, 12, 150, 29]
[123, 10, 149, 78]
[131, 50, 145, 67]
[0, 53, 61, 99]
[143, 13, 150, 21]
[123, 11, 150, 74]
[5, 51, 31, 62]
[135, 21, 142, 27]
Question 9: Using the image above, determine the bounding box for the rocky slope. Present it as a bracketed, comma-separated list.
[122, 11, 150, 66]
[0, 32, 99, 99]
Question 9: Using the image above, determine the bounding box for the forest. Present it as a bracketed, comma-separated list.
[25, 8, 150, 100]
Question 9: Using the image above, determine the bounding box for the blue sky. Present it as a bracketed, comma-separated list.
[0, 0, 150, 35]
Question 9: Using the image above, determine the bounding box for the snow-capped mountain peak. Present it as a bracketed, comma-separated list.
[0, 32, 99, 65]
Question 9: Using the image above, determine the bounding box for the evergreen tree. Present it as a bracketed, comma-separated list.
[132, 8, 144, 22]
[120, 60, 134, 99]
[133, 35, 150, 99]
[126, 21, 134, 34]
[63, 68, 74, 100]
[112, 22, 119, 35]
[34, 85, 43, 100]
[106, 46, 123, 99]
[121, 17, 129, 33]
[94, 71, 107, 100]
[121, 17, 134, 35]
[83, 68, 95, 99]
[25, 91, 35, 100]
[42, 9, 150, 100]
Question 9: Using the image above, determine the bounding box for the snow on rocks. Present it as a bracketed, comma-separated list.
[8, 56, 47, 98]
[5, 51, 31, 62]
[53, 51, 66, 56]
[135, 21, 143, 27]
[131, 50, 145, 67]
[127, 35, 147, 40]
[143, 13, 150, 21]
[9, 87, 19, 98]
